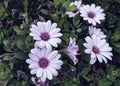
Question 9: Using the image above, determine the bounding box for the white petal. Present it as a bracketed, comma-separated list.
[53, 54, 61, 60]
[84, 49, 92, 54]
[83, 43, 92, 49]
[50, 64, 61, 70]
[49, 28, 61, 35]
[35, 41, 45, 48]
[45, 42, 52, 50]
[90, 57, 97, 64]
[48, 50, 58, 60]
[30, 68, 39, 74]
[91, 52, 96, 58]
[99, 54, 107, 63]
[51, 33, 63, 38]
[51, 60, 63, 65]
[41, 70, 47, 82]
[44, 47, 52, 57]
[49, 38, 61, 44]
[26, 59, 35, 64]
[36, 69, 43, 77]
[100, 52, 112, 60]
[98, 39, 106, 48]
[46, 69, 53, 80]
[37, 22, 45, 32]
[96, 54, 103, 63]
[50, 23, 57, 31]
[31, 47, 42, 58]
[29, 63, 39, 69]
[45, 20, 51, 32]
[100, 46, 112, 52]
[48, 39, 58, 47]
[85, 36, 93, 46]
[91, 4, 95, 11]
[48, 67, 58, 76]
[29, 53, 39, 61]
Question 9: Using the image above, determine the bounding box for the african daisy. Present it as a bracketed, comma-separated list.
[30, 20, 62, 49]
[26, 47, 63, 82]
[65, 37, 79, 65]
[66, 0, 82, 18]
[80, 4, 105, 26]
[83, 35, 113, 64]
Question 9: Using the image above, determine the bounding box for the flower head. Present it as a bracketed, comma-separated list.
[65, 37, 79, 65]
[89, 26, 106, 39]
[66, 0, 82, 17]
[80, 4, 105, 26]
[26, 47, 63, 82]
[83, 35, 113, 64]
[30, 20, 62, 49]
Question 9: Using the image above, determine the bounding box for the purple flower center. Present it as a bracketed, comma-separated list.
[40, 32, 50, 41]
[92, 46, 100, 54]
[88, 12, 95, 18]
[38, 58, 49, 68]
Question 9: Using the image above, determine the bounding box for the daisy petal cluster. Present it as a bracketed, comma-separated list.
[26, 47, 63, 82]
[80, 4, 105, 26]
[89, 25, 106, 39]
[30, 20, 62, 50]
[66, 0, 82, 17]
[65, 37, 79, 65]
[83, 35, 113, 64]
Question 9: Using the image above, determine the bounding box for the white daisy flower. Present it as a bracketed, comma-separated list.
[66, 0, 82, 18]
[65, 37, 79, 65]
[80, 4, 105, 26]
[89, 25, 106, 39]
[30, 20, 63, 49]
[83, 35, 113, 64]
[26, 47, 63, 82]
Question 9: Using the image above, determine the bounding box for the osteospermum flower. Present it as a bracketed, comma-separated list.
[65, 37, 79, 65]
[66, 0, 82, 17]
[89, 26, 106, 39]
[83, 35, 113, 64]
[26, 47, 63, 82]
[80, 4, 105, 26]
[30, 20, 62, 49]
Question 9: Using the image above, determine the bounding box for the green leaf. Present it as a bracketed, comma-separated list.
[98, 79, 112, 86]
[15, 52, 27, 60]
[3, 40, 12, 52]
[73, 15, 80, 27]
[0, 63, 11, 80]
[111, 28, 120, 42]
[80, 67, 90, 76]
[40, 9, 49, 15]
[14, 35, 26, 51]
[54, 0, 62, 6]
[13, 26, 25, 35]
[3, 53, 11, 60]
[113, 79, 120, 86]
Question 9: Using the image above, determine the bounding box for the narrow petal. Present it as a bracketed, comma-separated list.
[41, 70, 47, 82]
[48, 50, 58, 60]
[91, 52, 96, 58]
[90, 57, 97, 64]
[96, 54, 103, 63]
[48, 67, 58, 76]
[46, 69, 53, 80]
